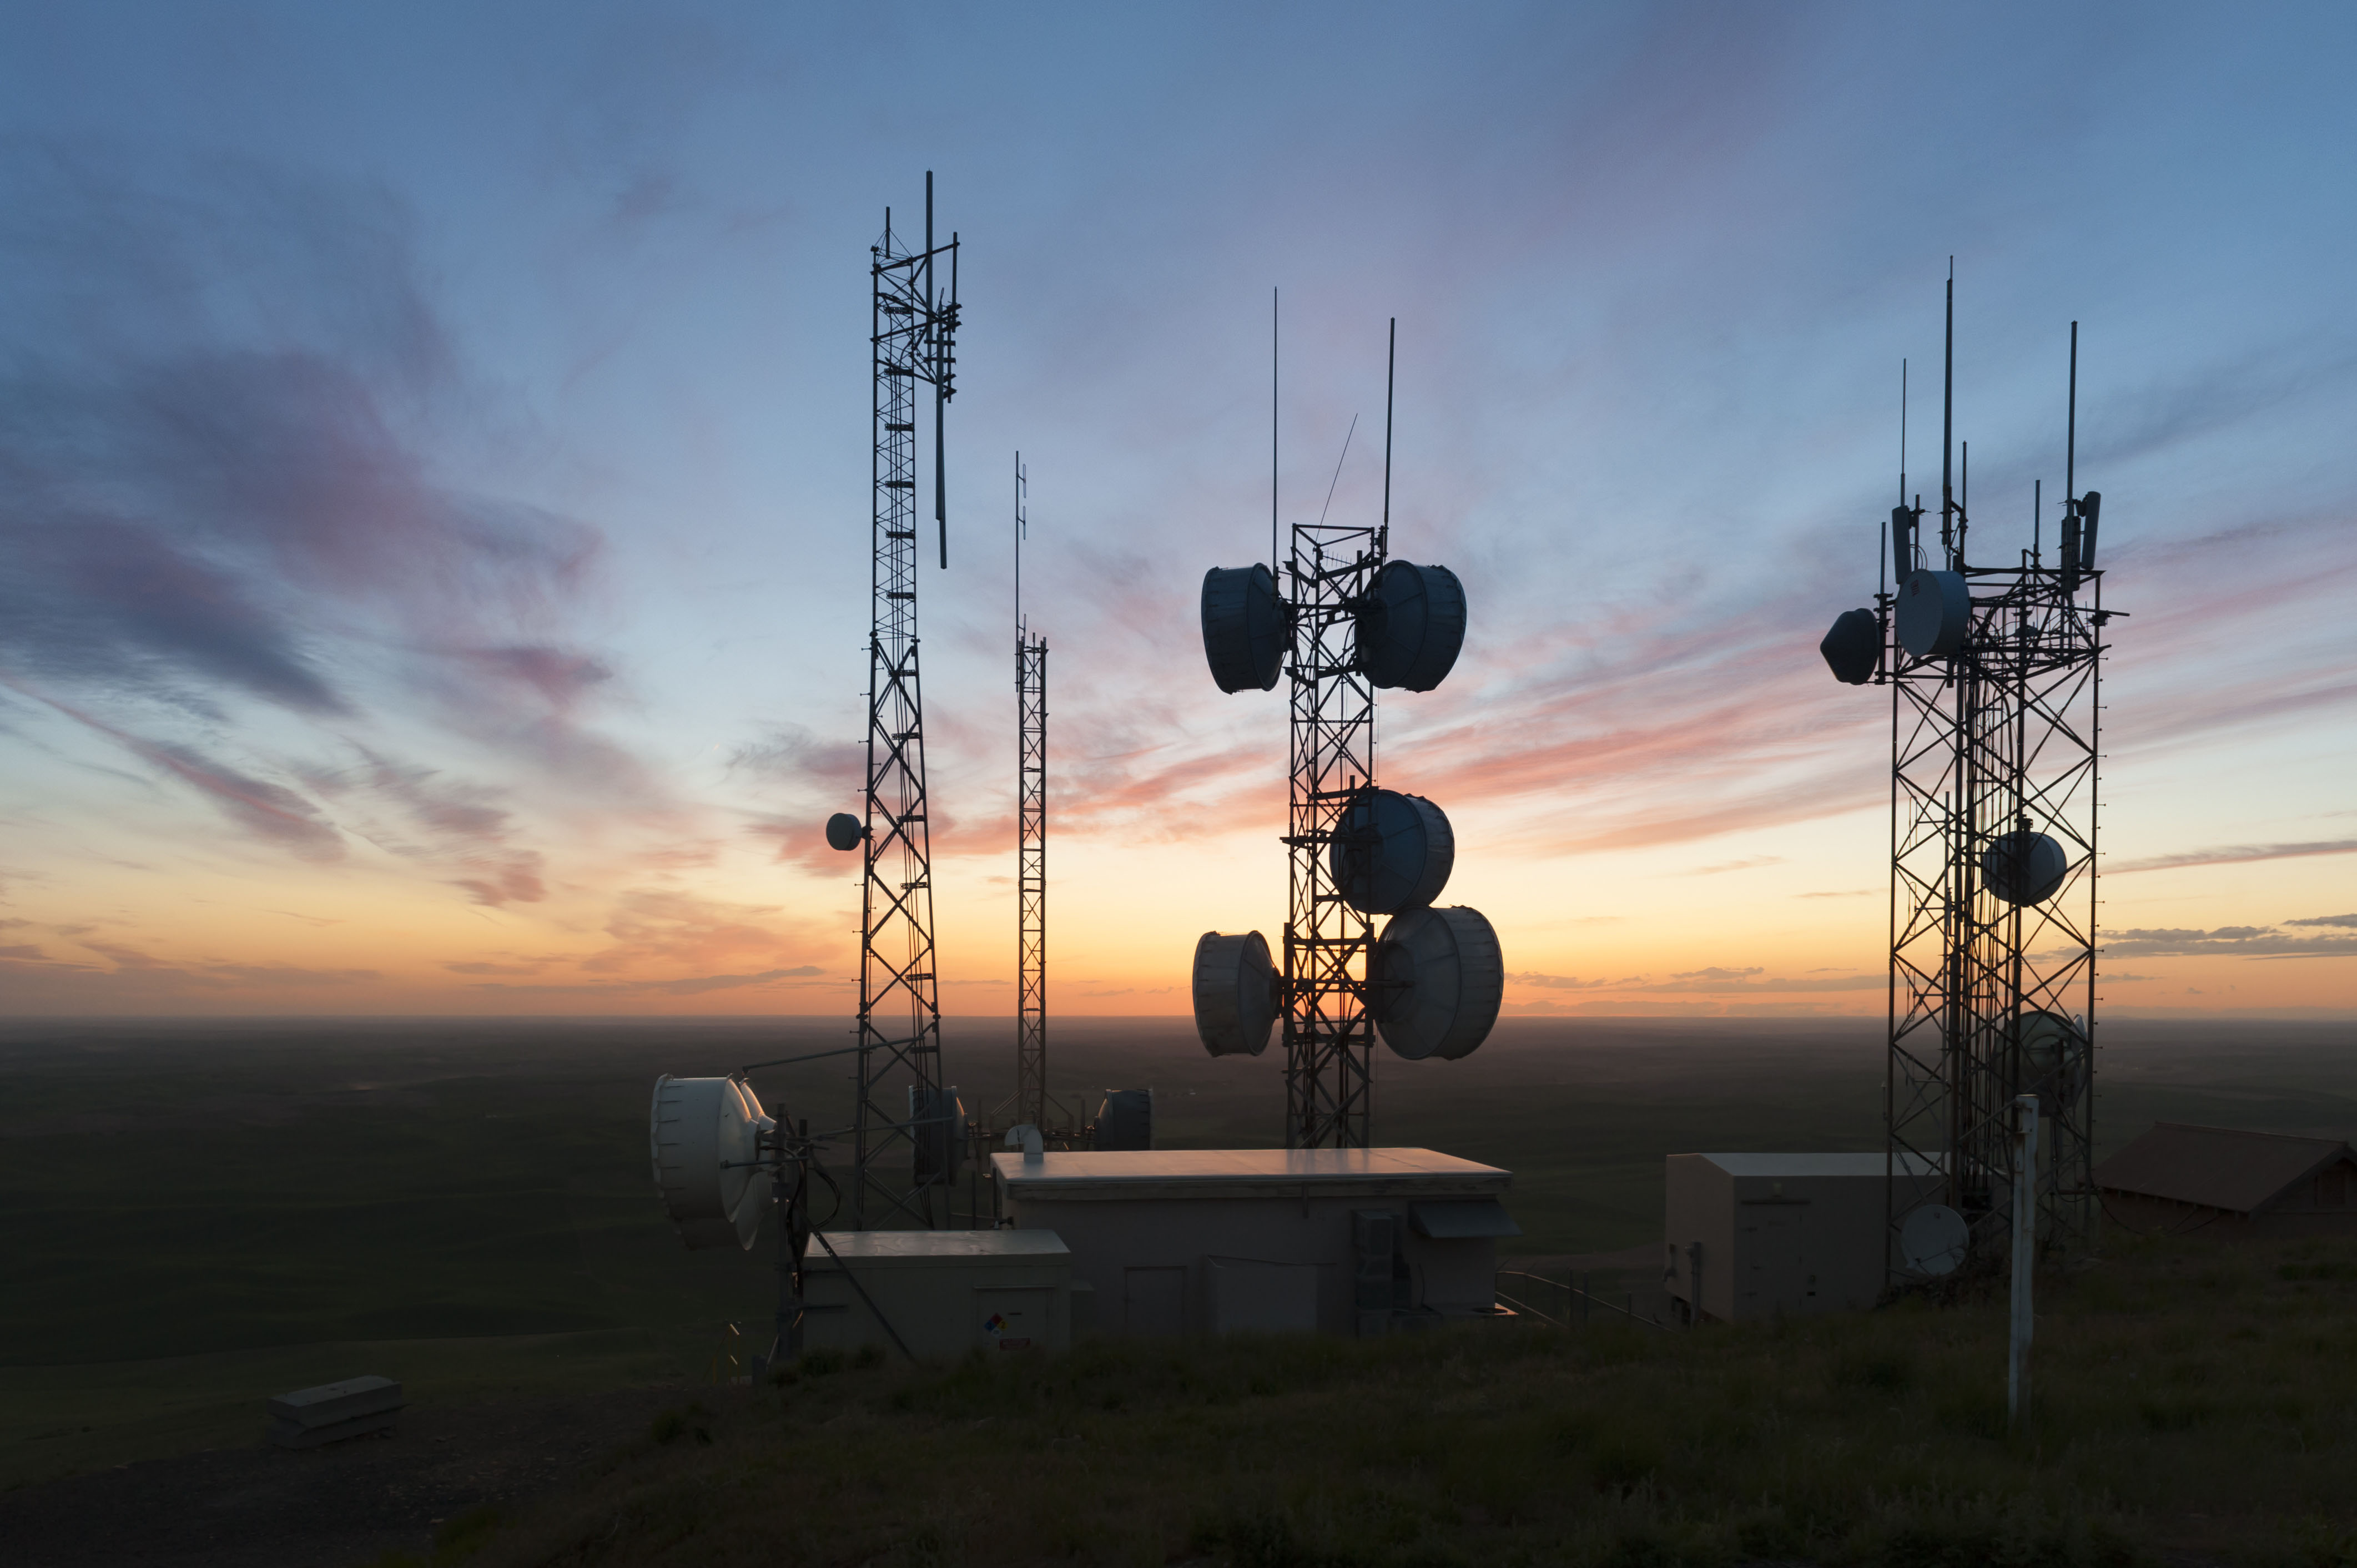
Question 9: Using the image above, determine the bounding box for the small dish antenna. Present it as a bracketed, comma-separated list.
[1200, 564, 1291, 693]
[1353, 560, 1467, 690]
[2018, 1010, 2085, 1106]
[1895, 567, 1970, 658]
[1900, 1203, 1970, 1277]
[824, 813, 864, 853]
[1819, 607, 1878, 685]
[1369, 905, 1504, 1061]
[649, 1075, 775, 1251]
[1192, 931, 1276, 1057]
[1329, 789, 1454, 915]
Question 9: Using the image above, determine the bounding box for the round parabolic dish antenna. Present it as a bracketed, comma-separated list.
[1192, 931, 1277, 1057]
[1900, 1203, 1970, 1277]
[824, 813, 863, 853]
[1820, 607, 1879, 686]
[1354, 561, 1467, 692]
[1982, 829, 2069, 906]
[649, 1075, 774, 1252]
[1201, 564, 1290, 693]
[1370, 905, 1503, 1061]
[1895, 568, 1970, 659]
[1329, 789, 1454, 915]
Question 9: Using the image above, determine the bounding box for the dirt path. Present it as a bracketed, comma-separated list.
[0, 1385, 690, 1568]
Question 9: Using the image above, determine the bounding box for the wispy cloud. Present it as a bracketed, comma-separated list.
[2109, 839, 2357, 875]
[2104, 925, 2357, 959]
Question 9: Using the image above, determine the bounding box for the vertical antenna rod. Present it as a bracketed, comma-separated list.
[2066, 321, 2078, 503]
[1271, 288, 1280, 576]
[1381, 318, 1396, 556]
[1941, 261, 1955, 563]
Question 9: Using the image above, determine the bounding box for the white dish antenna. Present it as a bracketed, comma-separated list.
[1192, 930, 1276, 1057]
[1895, 568, 1970, 658]
[649, 1075, 774, 1251]
[1370, 905, 1503, 1061]
[1354, 561, 1467, 691]
[1329, 789, 1454, 915]
[1900, 1203, 1970, 1277]
[1200, 564, 1291, 693]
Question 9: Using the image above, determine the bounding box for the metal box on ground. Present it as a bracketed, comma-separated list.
[268, 1375, 403, 1449]
[1664, 1153, 1941, 1323]
[803, 1228, 1074, 1361]
[992, 1147, 1518, 1337]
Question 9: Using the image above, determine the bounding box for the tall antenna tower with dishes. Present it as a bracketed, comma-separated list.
[1193, 306, 1504, 1147]
[824, 173, 963, 1228]
[1818, 269, 2114, 1280]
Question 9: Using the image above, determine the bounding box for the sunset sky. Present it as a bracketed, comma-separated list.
[2, 2, 2353, 1020]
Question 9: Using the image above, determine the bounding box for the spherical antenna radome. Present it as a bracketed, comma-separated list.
[1895, 568, 1970, 658]
[1900, 1203, 1970, 1277]
[1329, 789, 1454, 915]
[1192, 930, 1276, 1057]
[649, 1075, 774, 1252]
[825, 813, 864, 853]
[1201, 564, 1290, 693]
[1370, 904, 1503, 1061]
[1982, 829, 2068, 905]
[1354, 560, 1467, 692]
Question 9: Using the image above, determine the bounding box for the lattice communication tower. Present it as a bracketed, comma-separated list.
[1013, 453, 1054, 1135]
[825, 173, 961, 1229]
[1193, 310, 1504, 1147]
[1819, 275, 2114, 1281]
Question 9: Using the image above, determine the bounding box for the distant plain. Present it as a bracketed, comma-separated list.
[3, 1014, 2353, 1486]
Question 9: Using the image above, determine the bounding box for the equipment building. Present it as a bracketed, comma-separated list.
[992, 1147, 1518, 1337]
[1664, 1152, 1940, 1323]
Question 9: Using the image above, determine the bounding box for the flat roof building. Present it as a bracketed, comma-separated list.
[992, 1147, 1518, 1338]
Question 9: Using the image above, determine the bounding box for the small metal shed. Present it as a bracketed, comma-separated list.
[802, 1228, 1075, 1361]
[992, 1147, 1517, 1338]
[1664, 1153, 1941, 1323]
[2095, 1123, 2357, 1238]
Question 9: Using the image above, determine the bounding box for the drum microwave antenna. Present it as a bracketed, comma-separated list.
[1816, 278, 2114, 1282]
[1193, 313, 1502, 1146]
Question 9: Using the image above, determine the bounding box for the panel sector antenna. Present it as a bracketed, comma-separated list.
[1816, 283, 2114, 1283]
[824, 173, 964, 1229]
[1192, 314, 1502, 1148]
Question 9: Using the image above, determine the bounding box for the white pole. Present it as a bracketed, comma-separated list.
[2008, 1092, 2039, 1430]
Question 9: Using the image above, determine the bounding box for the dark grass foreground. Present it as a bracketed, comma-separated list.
[384, 1234, 2357, 1568]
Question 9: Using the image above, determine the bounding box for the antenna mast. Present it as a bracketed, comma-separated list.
[852, 173, 962, 1229]
[1014, 455, 1052, 1137]
[1820, 275, 2111, 1285]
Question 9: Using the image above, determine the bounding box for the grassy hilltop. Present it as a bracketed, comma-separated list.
[389, 1232, 2357, 1568]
